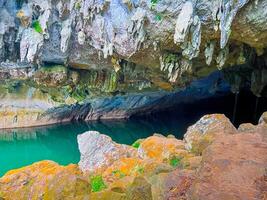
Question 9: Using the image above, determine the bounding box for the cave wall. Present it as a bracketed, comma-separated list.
[0, 0, 267, 128]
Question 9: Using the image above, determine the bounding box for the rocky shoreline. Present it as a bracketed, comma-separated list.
[1, 112, 266, 200]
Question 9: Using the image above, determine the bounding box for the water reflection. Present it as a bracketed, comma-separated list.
[1, 91, 266, 176]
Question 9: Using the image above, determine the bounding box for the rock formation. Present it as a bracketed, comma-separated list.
[1, 112, 266, 199]
[0, 0, 267, 128]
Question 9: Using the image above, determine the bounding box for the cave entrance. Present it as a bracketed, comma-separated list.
[131, 89, 267, 131]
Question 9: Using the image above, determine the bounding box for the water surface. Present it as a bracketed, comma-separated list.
[0, 92, 266, 177]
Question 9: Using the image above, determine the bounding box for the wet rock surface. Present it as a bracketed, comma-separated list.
[0, 70, 229, 129]
[0, 113, 267, 199]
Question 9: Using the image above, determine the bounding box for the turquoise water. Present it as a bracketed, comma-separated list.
[1, 111, 198, 176]
[0, 117, 191, 177]
[1, 93, 265, 177]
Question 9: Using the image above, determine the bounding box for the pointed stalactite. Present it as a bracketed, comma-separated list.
[232, 92, 239, 124]
[253, 96, 260, 122]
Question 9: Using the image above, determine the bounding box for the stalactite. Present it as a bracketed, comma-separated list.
[232, 92, 239, 124]
[60, 19, 72, 53]
[216, 46, 229, 70]
[20, 28, 43, 62]
[205, 41, 216, 66]
[78, 30, 86, 45]
[251, 68, 267, 97]
[174, 1, 201, 60]
[213, 0, 249, 49]
[174, 1, 194, 44]
[160, 53, 192, 83]
[129, 8, 146, 53]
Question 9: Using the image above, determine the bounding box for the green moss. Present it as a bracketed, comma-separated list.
[103, 71, 118, 92]
[151, 0, 159, 7]
[132, 141, 141, 149]
[155, 14, 162, 21]
[39, 65, 67, 73]
[32, 20, 43, 33]
[90, 175, 107, 192]
[112, 170, 126, 178]
[169, 156, 182, 167]
[165, 54, 179, 64]
[135, 165, 144, 174]
[3, 80, 22, 93]
[75, 2, 81, 10]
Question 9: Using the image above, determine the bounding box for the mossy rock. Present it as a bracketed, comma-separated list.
[34, 65, 68, 87]
[126, 176, 152, 200]
[190, 134, 214, 156]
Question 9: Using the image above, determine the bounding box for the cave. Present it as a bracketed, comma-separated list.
[0, 0, 267, 199]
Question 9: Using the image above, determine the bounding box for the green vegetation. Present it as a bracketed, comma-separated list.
[4, 81, 21, 93]
[132, 141, 141, 149]
[164, 53, 179, 64]
[32, 20, 43, 33]
[134, 165, 145, 174]
[169, 156, 182, 167]
[151, 0, 159, 7]
[112, 170, 126, 178]
[155, 14, 162, 21]
[38, 65, 67, 73]
[75, 2, 81, 10]
[90, 175, 107, 192]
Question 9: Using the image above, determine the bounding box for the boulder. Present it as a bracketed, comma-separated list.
[238, 123, 257, 133]
[184, 114, 237, 155]
[259, 111, 267, 125]
[137, 135, 185, 162]
[188, 132, 267, 200]
[126, 176, 152, 200]
[78, 131, 137, 172]
[148, 169, 195, 200]
[0, 161, 91, 200]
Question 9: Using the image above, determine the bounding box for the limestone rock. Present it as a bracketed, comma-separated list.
[137, 135, 185, 162]
[0, 161, 91, 200]
[238, 123, 257, 133]
[126, 176, 152, 200]
[33, 65, 68, 87]
[189, 132, 267, 200]
[184, 114, 237, 154]
[149, 169, 195, 200]
[20, 28, 43, 63]
[259, 111, 267, 125]
[78, 131, 137, 172]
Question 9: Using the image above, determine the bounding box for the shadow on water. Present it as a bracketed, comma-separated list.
[0, 90, 266, 176]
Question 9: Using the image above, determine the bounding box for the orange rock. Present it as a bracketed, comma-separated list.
[0, 161, 90, 200]
[138, 135, 185, 162]
[103, 157, 143, 178]
[184, 114, 237, 155]
[238, 123, 257, 133]
[149, 169, 195, 200]
[189, 132, 267, 200]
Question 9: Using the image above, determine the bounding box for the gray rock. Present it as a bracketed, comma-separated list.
[78, 131, 137, 172]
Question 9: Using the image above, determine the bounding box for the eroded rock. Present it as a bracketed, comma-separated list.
[78, 131, 137, 172]
[184, 114, 237, 154]
[0, 161, 91, 200]
[189, 131, 267, 200]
